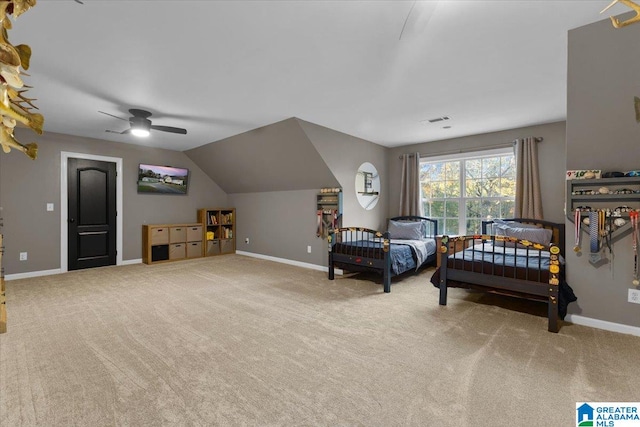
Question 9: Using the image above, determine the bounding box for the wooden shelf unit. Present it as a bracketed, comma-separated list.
[198, 208, 236, 256]
[143, 223, 203, 264]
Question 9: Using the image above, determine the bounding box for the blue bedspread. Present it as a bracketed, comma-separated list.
[334, 239, 436, 274]
[450, 243, 563, 271]
[389, 243, 416, 274]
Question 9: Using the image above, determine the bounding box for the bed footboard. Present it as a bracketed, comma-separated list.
[436, 234, 563, 333]
[328, 227, 392, 292]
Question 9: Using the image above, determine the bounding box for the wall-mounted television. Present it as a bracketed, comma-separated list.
[138, 163, 189, 195]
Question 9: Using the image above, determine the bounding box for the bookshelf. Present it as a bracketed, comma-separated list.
[197, 208, 236, 256]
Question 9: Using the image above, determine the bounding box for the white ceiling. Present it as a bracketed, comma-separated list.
[11, 0, 618, 151]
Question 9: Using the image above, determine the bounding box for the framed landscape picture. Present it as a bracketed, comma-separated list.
[138, 163, 189, 195]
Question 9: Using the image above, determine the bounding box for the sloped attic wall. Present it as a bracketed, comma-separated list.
[185, 117, 389, 268]
[185, 118, 339, 193]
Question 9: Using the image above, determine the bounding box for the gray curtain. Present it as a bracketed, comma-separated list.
[514, 137, 543, 219]
[399, 153, 422, 216]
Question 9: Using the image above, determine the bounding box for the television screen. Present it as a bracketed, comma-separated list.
[138, 163, 189, 195]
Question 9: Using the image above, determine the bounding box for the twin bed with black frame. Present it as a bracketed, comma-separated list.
[327, 216, 438, 293]
[430, 218, 576, 333]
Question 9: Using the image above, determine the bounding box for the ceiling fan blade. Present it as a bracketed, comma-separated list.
[150, 125, 187, 135]
[105, 128, 131, 134]
[99, 111, 128, 121]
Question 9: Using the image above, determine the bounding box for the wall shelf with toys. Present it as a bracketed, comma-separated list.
[566, 174, 640, 262]
[316, 188, 342, 238]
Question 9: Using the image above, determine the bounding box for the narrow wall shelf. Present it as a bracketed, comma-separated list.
[566, 176, 640, 245]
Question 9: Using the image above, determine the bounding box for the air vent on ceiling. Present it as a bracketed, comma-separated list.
[421, 116, 450, 124]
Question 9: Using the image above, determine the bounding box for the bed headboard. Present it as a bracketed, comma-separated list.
[481, 218, 566, 257]
[389, 216, 438, 239]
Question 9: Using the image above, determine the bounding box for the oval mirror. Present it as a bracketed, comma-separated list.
[355, 162, 380, 210]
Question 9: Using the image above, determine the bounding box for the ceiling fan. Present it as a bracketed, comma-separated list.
[99, 109, 187, 137]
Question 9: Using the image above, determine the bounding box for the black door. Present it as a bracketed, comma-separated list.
[68, 158, 117, 270]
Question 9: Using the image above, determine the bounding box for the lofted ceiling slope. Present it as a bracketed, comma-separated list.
[185, 117, 339, 194]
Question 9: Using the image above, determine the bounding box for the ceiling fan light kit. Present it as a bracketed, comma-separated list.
[131, 128, 150, 138]
[130, 116, 151, 137]
[100, 108, 187, 137]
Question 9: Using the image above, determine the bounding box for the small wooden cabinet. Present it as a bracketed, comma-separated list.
[197, 208, 236, 256]
[143, 223, 203, 264]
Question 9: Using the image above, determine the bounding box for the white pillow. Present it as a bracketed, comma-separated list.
[492, 220, 553, 247]
[388, 220, 423, 240]
[492, 219, 540, 234]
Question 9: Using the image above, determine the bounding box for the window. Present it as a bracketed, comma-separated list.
[420, 149, 516, 235]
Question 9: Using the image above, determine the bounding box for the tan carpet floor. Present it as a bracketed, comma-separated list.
[1, 254, 639, 426]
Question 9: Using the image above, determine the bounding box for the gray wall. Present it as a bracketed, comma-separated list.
[386, 121, 568, 223]
[230, 190, 325, 264]
[565, 18, 640, 327]
[0, 129, 227, 275]
[229, 118, 389, 267]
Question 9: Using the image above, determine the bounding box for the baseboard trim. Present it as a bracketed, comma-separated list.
[565, 314, 640, 337]
[5, 269, 62, 281]
[5, 259, 143, 281]
[236, 251, 333, 273]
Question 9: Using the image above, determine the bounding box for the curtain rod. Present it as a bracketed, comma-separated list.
[398, 137, 543, 159]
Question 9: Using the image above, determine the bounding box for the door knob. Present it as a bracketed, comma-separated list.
[69, 218, 75, 223]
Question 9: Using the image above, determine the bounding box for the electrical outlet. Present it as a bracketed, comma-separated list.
[46, 203, 54, 212]
[245, 238, 250, 244]
[307, 245, 312, 253]
[19, 252, 27, 261]
[629, 288, 640, 304]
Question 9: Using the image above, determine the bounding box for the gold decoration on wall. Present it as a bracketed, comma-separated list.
[0, 0, 42, 160]
[601, 0, 640, 29]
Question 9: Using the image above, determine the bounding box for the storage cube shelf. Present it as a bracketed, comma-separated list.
[142, 208, 236, 265]
[198, 208, 236, 256]
[143, 223, 203, 264]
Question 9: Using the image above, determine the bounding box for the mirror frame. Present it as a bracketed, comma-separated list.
[355, 162, 380, 210]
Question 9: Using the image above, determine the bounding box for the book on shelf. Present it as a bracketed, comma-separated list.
[208, 212, 218, 225]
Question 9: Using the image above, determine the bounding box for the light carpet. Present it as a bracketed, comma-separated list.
[1, 254, 639, 426]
